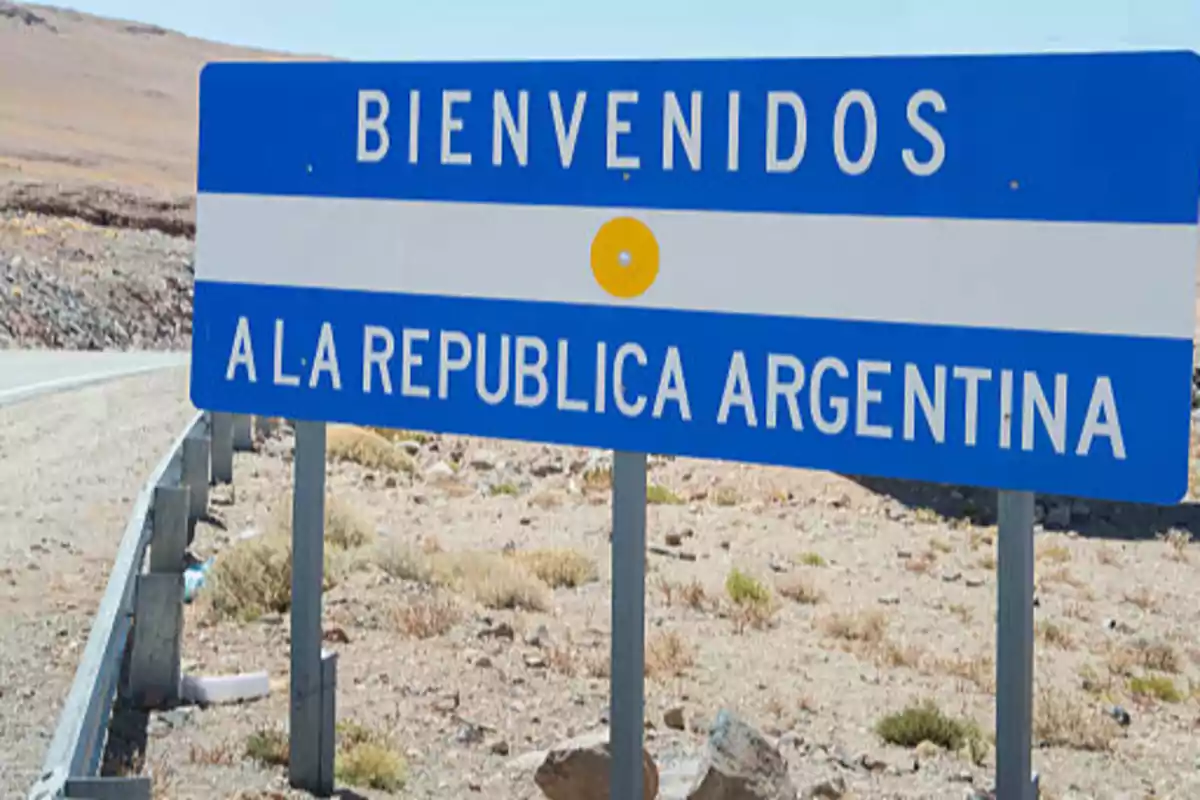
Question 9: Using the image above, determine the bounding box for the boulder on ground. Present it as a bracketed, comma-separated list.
[534, 728, 658, 800]
[687, 709, 796, 800]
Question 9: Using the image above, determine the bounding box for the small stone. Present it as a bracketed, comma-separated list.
[950, 770, 974, 783]
[679, 551, 698, 562]
[897, 549, 913, 560]
[470, 450, 499, 470]
[456, 722, 486, 745]
[665, 531, 684, 547]
[534, 729, 657, 800]
[434, 691, 460, 713]
[859, 753, 887, 772]
[914, 740, 942, 761]
[941, 570, 963, 583]
[768, 555, 789, 573]
[531, 459, 563, 477]
[427, 461, 456, 479]
[479, 621, 515, 640]
[965, 575, 986, 588]
[524, 653, 548, 669]
[689, 709, 795, 799]
[663, 706, 685, 730]
[384, 475, 398, 489]
[398, 439, 422, 455]
[490, 739, 510, 756]
[878, 594, 900, 605]
[475, 655, 493, 668]
[1108, 705, 1132, 727]
[322, 626, 351, 644]
[525, 624, 552, 648]
[804, 776, 847, 799]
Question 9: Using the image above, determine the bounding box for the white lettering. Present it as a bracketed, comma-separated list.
[549, 91, 587, 168]
[362, 325, 394, 395]
[1077, 376, 1126, 459]
[357, 89, 390, 163]
[273, 319, 300, 387]
[226, 316, 257, 383]
[652, 346, 691, 420]
[727, 91, 740, 172]
[903, 363, 946, 442]
[440, 89, 471, 166]
[476, 334, 510, 405]
[662, 91, 701, 171]
[717, 351, 757, 427]
[766, 353, 804, 430]
[595, 341, 608, 414]
[408, 90, 420, 164]
[613, 342, 647, 416]
[952, 366, 991, 447]
[437, 330, 472, 399]
[401, 328, 431, 398]
[903, 89, 947, 176]
[856, 360, 892, 439]
[514, 336, 548, 407]
[999, 369, 1014, 449]
[1022, 372, 1067, 454]
[492, 90, 529, 166]
[309, 322, 341, 390]
[556, 339, 588, 412]
[833, 89, 877, 176]
[606, 91, 640, 170]
[810, 357, 849, 434]
[766, 91, 807, 173]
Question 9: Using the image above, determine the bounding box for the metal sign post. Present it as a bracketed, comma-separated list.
[996, 490, 1037, 800]
[289, 420, 333, 796]
[610, 451, 648, 800]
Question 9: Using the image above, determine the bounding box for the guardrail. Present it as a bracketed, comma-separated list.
[27, 411, 252, 800]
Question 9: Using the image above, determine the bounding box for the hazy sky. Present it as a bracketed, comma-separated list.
[56, 0, 1200, 60]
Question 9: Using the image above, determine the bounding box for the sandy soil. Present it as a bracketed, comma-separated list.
[146, 423, 1200, 800]
[0, 367, 196, 796]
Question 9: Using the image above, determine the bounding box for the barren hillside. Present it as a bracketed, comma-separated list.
[0, 1, 305, 201]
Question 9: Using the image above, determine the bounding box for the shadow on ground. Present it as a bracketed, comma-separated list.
[847, 475, 1200, 542]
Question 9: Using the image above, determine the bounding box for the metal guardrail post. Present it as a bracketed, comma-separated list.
[232, 414, 254, 452]
[210, 412, 234, 484]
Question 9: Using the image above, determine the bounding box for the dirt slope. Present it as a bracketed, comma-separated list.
[0, 1, 320, 202]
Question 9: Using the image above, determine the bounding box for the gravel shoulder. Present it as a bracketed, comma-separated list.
[0, 366, 196, 796]
[149, 425, 1200, 800]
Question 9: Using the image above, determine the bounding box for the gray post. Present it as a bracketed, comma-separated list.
[149, 485, 189, 574]
[610, 451, 647, 800]
[210, 412, 234, 484]
[319, 650, 338, 792]
[996, 490, 1036, 800]
[128, 573, 183, 709]
[232, 414, 254, 452]
[289, 421, 332, 796]
[181, 432, 210, 525]
[65, 777, 151, 799]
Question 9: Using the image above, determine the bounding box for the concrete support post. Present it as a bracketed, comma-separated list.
[210, 412, 234, 484]
[127, 573, 183, 709]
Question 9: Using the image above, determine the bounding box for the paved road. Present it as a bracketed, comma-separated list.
[0, 349, 189, 407]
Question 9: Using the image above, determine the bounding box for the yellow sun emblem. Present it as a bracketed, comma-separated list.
[590, 216, 660, 299]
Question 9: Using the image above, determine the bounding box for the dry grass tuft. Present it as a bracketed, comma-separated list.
[367, 426, 431, 444]
[1037, 543, 1072, 564]
[245, 727, 289, 767]
[712, 485, 741, 506]
[875, 700, 986, 757]
[375, 543, 549, 611]
[1122, 588, 1157, 612]
[776, 575, 824, 605]
[1158, 528, 1192, 562]
[655, 577, 712, 611]
[1038, 566, 1086, 591]
[725, 568, 779, 632]
[929, 536, 953, 554]
[795, 551, 827, 567]
[645, 631, 696, 680]
[328, 424, 416, 473]
[821, 610, 889, 645]
[392, 593, 462, 638]
[878, 639, 925, 669]
[511, 548, 598, 588]
[269, 493, 376, 551]
[947, 603, 973, 624]
[582, 465, 613, 492]
[1036, 620, 1076, 650]
[1132, 639, 1182, 674]
[1129, 675, 1183, 704]
[976, 553, 997, 571]
[335, 721, 407, 791]
[647, 483, 684, 505]
[905, 550, 937, 574]
[1034, 689, 1116, 752]
[1096, 546, 1121, 566]
[928, 653, 995, 693]
[188, 741, 236, 766]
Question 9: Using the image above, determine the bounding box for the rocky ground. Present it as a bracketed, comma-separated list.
[141, 422, 1200, 800]
[0, 199, 192, 350]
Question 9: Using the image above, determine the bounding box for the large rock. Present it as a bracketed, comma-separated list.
[688, 710, 797, 800]
[534, 729, 658, 800]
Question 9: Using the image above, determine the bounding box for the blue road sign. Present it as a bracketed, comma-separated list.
[191, 51, 1200, 503]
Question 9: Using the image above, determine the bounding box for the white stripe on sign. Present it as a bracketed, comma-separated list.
[196, 193, 1198, 340]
